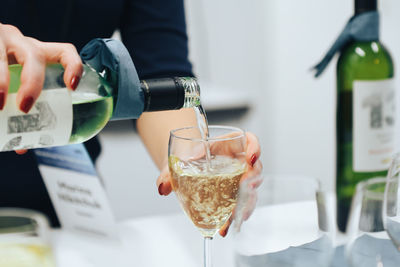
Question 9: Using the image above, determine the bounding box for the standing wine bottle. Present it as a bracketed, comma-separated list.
[3, 63, 200, 152]
[336, 0, 395, 231]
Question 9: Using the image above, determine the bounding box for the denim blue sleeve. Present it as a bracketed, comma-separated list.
[120, 0, 194, 79]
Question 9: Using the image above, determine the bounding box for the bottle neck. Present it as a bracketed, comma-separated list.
[355, 0, 377, 15]
[141, 77, 200, 112]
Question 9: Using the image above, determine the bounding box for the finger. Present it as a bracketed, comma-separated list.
[245, 132, 261, 167]
[241, 160, 263, 188]
[235, 180, 259, 225]
[15, 149, 28, 155]
[0, 26, 43, 113]
[243, 192, 258, 221]
[250, 161, 263, 188]
[219, 215, 233, 237]
[0, 40, 8, 110]
[16, 53, 45, 113]
[156, 166, 172, 196]
[40, 42, 83, 90]
[209, 131, 246, 157]
[0, 25, 19, 65]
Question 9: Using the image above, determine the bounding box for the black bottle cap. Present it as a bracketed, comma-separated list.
[141, 78, 185, 112]
[355, 0, 377, 14]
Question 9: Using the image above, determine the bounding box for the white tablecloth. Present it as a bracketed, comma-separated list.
[52, 199, 338, 267]
[53, 212, 235, 267]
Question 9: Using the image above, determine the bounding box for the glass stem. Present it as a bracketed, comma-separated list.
[204, 237, 213, 267]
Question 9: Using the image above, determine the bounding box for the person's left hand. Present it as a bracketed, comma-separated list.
[156, 132, 262, 237]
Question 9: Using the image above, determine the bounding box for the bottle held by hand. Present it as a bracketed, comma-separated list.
[2, 63, 200, 152]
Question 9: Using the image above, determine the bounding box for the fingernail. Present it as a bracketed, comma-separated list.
[70, 76, 80, 90]
[250, 154, 258, 167]
[0, 90, 5, 110]
[220, 229, 227, 237]
[158, 183, 165, 196]
[20, 96, 34, 113]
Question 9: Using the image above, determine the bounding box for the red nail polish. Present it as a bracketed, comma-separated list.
[250, 154, 257, 167]
[20, 96, 34, 113]
[220, 229, 227, 237]
[158, 183, 164, 195]
[0, 91, 5, 110]
[70, 76, 80, 90]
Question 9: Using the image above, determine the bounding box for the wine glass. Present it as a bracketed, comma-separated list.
[0, 208, 56, 267]
[169, 125, 247, 267]
[384, 153, 400, 249]
[233, 175, 336, 267]
[346, 177, 400, 267]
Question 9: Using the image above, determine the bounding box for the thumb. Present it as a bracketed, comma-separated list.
[157, 166, 172, 196]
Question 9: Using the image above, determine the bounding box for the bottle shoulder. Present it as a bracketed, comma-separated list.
[337, 41, 394, 82]
[337, 41, 393, 73]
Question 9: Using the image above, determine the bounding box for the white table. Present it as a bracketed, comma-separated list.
[53, 212, 235, 267]
[52, 199, 334, 267]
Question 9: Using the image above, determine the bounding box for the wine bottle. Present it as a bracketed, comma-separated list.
[2, 63, 200, 151]
[336, 0, 395, 232]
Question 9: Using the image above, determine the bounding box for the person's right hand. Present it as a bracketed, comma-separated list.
[0, 23, 83, 113]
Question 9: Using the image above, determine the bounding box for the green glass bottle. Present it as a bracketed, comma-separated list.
[4, 64, 200, 152]
[336, 0, 395, 231]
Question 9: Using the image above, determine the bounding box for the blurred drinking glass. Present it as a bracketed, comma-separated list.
[233, 175, 335, 267]
[384, 153, 400, 250]
[346, 177, 400, 267]
[0, 208, 56, 267]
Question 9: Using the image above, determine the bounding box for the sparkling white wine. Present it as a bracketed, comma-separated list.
[169, 155, 246, 237]
[194, 105, 212, 166]
[194, 105, 209, 140]
[69, 92, 113, 144]
[0, 243, 55, 267]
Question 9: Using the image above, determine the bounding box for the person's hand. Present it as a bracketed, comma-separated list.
[156, 132, 262, 237]
[0, 23, 83, 155]
[0, 23, 83, 113]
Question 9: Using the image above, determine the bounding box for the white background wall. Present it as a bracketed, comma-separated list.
[98, 0, 400, 220]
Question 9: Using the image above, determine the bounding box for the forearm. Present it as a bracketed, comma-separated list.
[136, 109, 197, 170]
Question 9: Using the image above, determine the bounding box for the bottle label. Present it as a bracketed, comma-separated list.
[0, 89, 73, 151]
[353, 79, 395, 172]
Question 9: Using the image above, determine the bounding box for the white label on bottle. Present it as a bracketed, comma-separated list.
[0, 88, 72, 151]
[353, 79, 396, 172]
